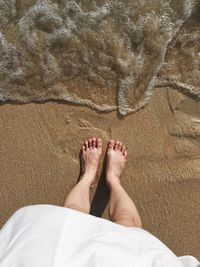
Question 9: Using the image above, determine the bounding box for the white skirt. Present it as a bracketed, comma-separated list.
[0, 205, 199, 267]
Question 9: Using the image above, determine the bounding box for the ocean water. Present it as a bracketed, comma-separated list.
[0, 0, 199, 115]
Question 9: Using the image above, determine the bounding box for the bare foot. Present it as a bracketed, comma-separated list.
[106, 140, 128, 189]
[79, 137, 102, 186]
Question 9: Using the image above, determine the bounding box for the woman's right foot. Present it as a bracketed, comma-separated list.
[106, 140, 128, 189]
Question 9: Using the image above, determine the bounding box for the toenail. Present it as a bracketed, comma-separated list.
[98, 140, 102, 146]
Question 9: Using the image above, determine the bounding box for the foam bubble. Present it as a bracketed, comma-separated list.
[0, 0, 16, 29]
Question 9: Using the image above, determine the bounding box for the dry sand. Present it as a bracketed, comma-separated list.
[0, 87, 200, 259]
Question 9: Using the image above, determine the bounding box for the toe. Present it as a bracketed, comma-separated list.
[85, 140, 89, 150]
[123, 150, 128, 158]
[92, 137, 96, 148]
[114, 140, 120, 150]
[82, 145, 86, 152]
[122, 145, 126, 153]
[119, 142, 123, 151]
[89, 138, 92, 149]
[108, 139, 115, 149]
[97, 138, 102, 148]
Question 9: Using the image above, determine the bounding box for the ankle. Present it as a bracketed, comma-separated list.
[83, 165, 98, 175]
[79, 170, 96, 185]
[106, 174, 121, 190]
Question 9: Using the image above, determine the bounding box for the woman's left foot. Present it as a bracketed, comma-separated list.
[79, 137, 102, 186]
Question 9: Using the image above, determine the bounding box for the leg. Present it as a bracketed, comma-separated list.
[64, 137, 102, 214]
[106, 140, 142, 228]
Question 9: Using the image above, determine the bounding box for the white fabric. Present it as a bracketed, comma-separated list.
[0, 205, 199, 267]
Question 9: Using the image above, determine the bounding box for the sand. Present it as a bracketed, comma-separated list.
[0, 87, 200, 259]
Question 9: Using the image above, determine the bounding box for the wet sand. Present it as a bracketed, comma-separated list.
[0, 88, 200, 259]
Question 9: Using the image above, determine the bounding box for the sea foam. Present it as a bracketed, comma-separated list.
[0, 0, 199, 115]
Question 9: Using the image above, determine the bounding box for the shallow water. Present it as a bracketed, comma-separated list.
[0, 0, 199, 115]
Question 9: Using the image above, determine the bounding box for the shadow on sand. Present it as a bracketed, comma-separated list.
[90, 157, 110, 217]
